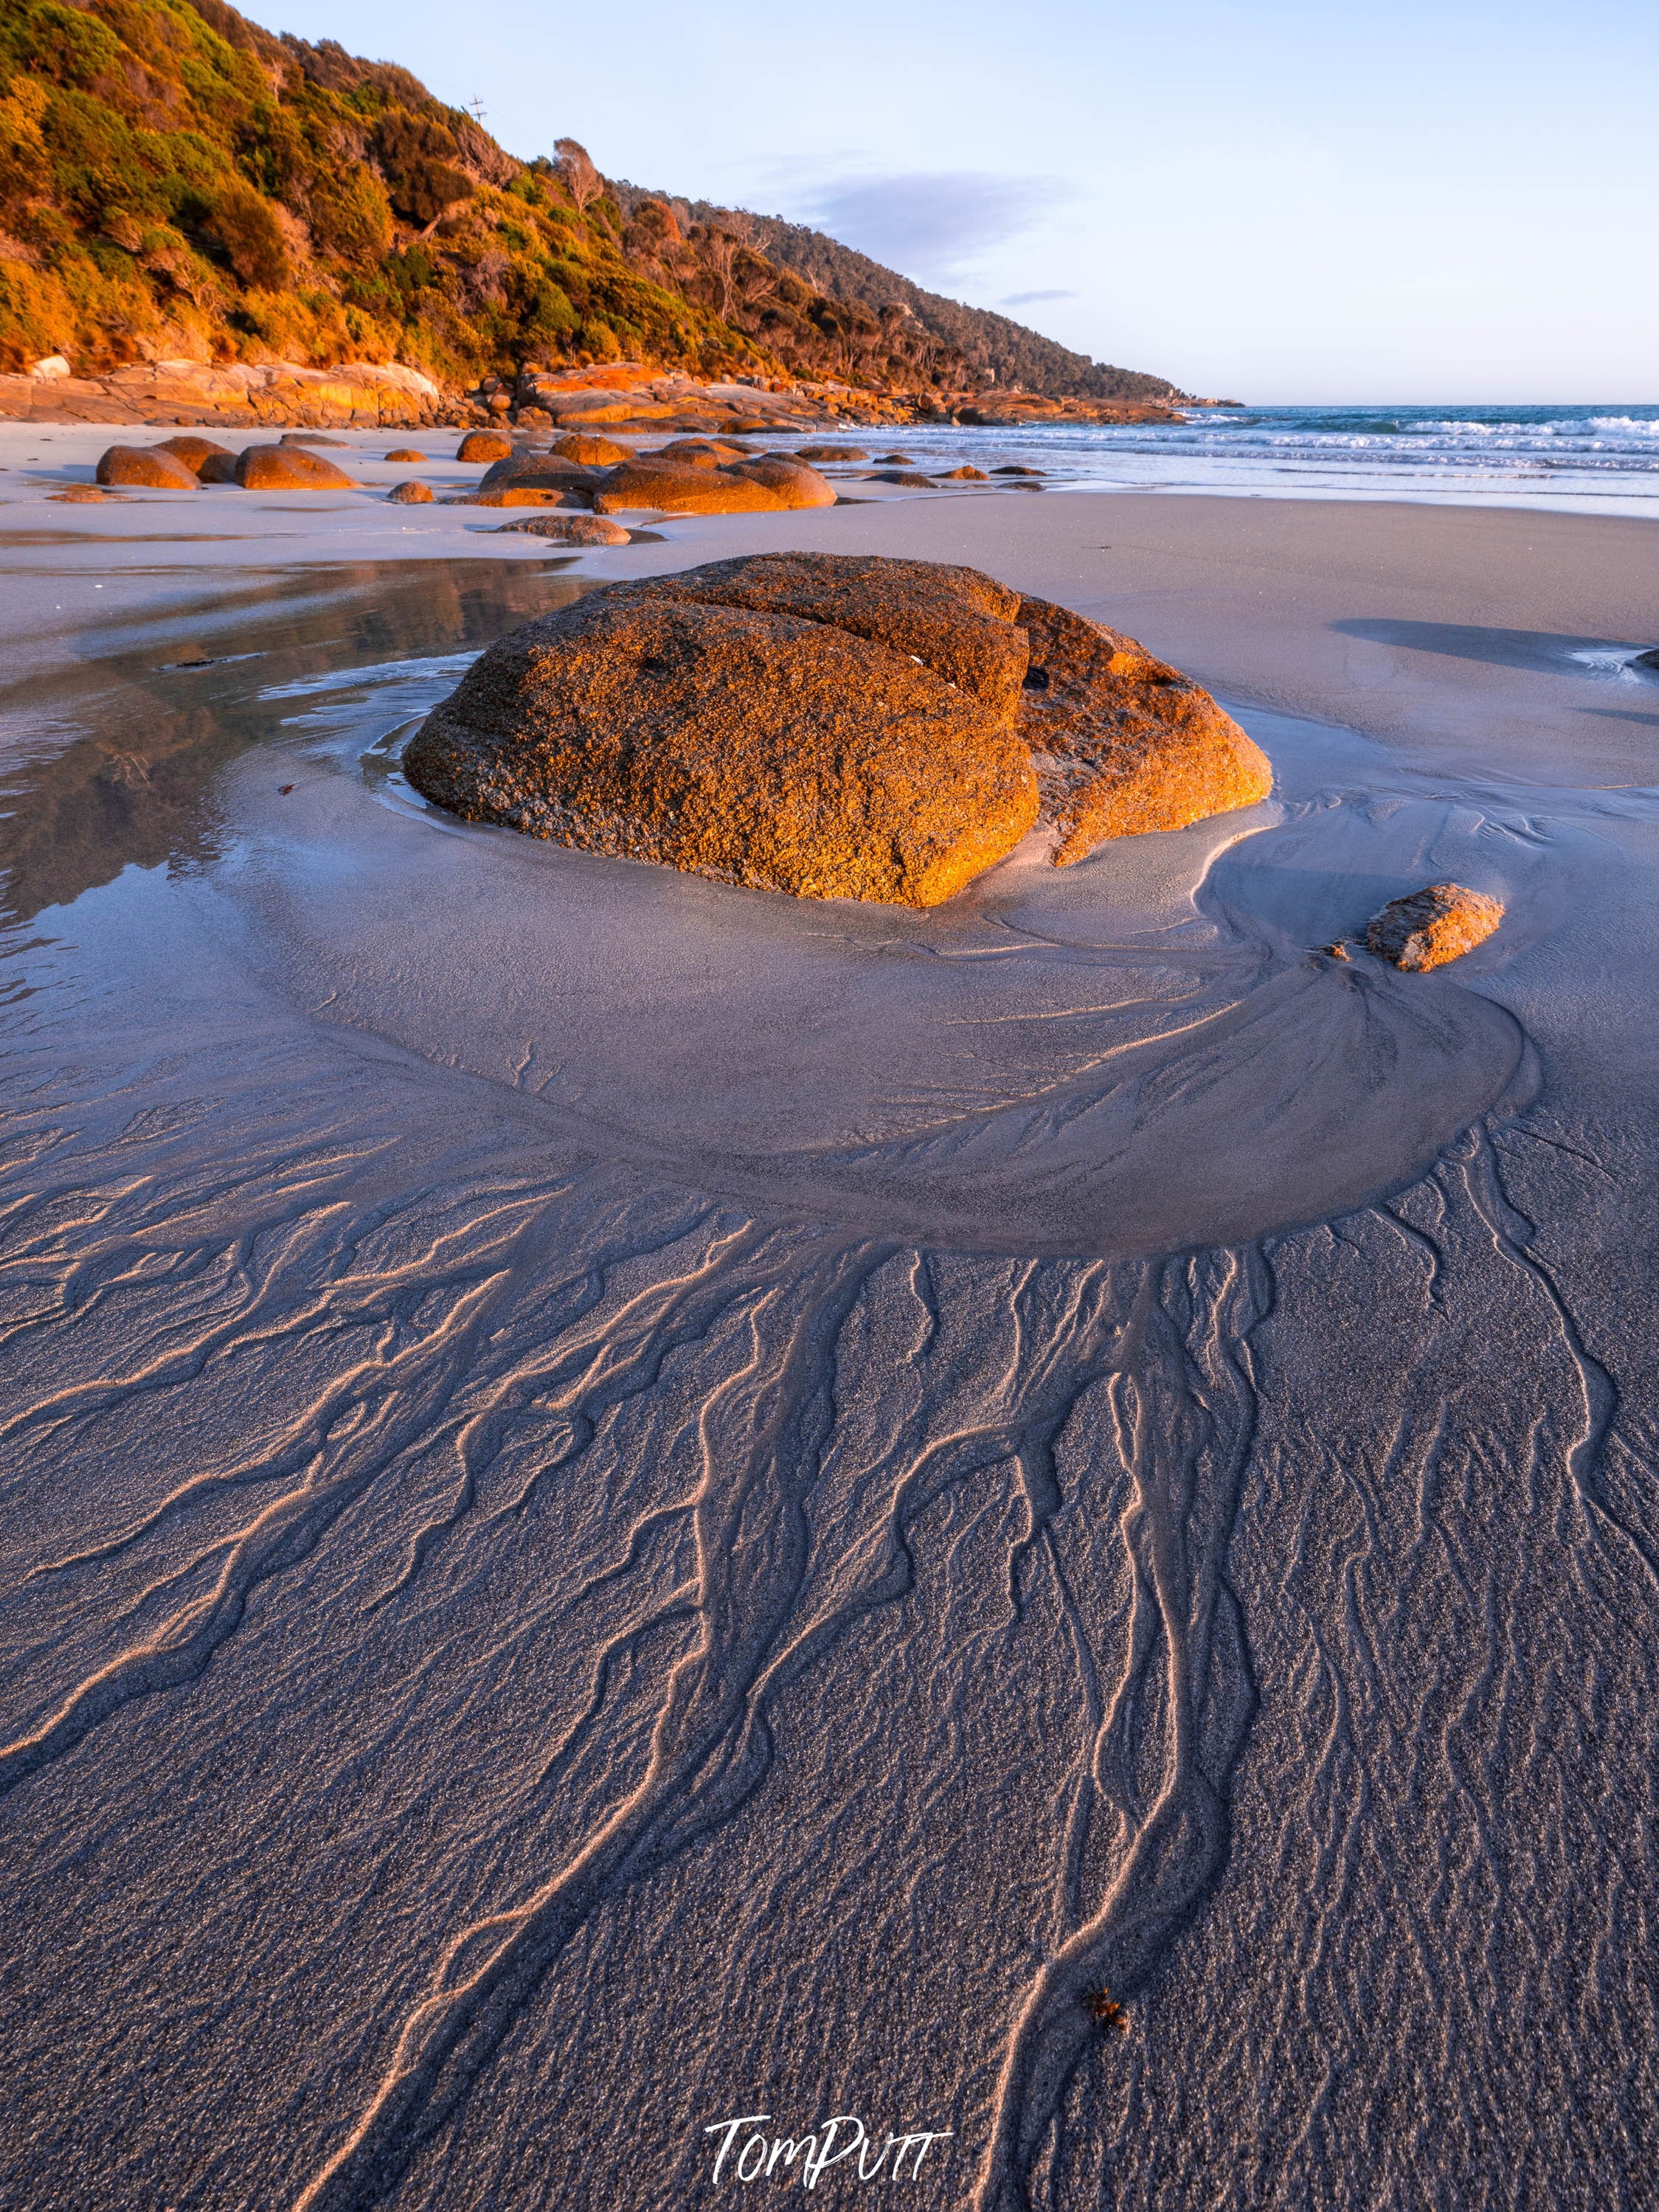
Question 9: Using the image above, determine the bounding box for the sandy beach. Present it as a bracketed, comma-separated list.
[1, 457, 1655, 2211]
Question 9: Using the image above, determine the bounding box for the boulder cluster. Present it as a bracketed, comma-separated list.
[457, 434, 837, 516]
[404, 552, 1274, 907]
[94, 436, 359, 490]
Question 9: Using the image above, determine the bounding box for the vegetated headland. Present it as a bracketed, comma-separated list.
[0, 0, 1208, 431]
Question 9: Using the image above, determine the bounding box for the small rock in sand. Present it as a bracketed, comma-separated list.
[940, 465, 989, 480]
[235, 444, 358, 490]
[457, 430, 513, 464]
[993, 464, 1044, 476]
[1365, 884, 1504, 971]
[492, 513, 631, 544]
[796, 445, 868, 462]
[51, 485, 111, 502]
[387, 480, 433, 503]
[873, 471, 937, 488]
[384, 448, 426, 462]
[873, 452, 916, 464]
[279, 431, 347, 447]
[95, 443, 198, 489]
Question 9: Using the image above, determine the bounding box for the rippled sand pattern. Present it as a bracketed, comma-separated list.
[2, 528, 1656, 2211]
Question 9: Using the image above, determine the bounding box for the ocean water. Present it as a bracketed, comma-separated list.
[855, 403, 1659, 516]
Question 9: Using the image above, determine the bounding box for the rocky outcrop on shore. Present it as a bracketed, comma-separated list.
[3, 350, 1189, 438]
[403, 554, 1271, 904]
[0, 360, 446, 430]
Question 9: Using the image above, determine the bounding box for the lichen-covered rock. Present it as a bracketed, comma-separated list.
[94, 443, 198, 488]
[155, 434, 231, 472]
[402, 555, 1272, 904]
[403, 579, 1039, 907]
[235, 444, 357, 490]
[457, 430, 513, 463]
[1365, 884, 1504, 971]
[589, 462, 786, 516]
[617, 552, 1028, 725]
[387, 480, 433, 503]
[1015, 595, 1272, 861]
[492, 513, 631, 544]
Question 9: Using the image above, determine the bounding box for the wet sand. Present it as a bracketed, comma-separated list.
[1, 476, 1655, 2211]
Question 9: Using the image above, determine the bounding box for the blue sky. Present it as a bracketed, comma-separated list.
[263, 0, 1656, 403]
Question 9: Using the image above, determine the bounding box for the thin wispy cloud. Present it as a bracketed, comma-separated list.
[790, 171, 1070, 285]
[1002, 288, 1078, 308]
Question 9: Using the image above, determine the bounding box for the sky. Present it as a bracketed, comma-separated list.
[263, 0, 1657, 403]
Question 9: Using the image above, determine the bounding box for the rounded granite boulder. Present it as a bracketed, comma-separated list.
[403, 564, 1040, 907]
[235, 444, 357, 490]
[94, 444, 198, 489]
[387, 479, 434, 504]
[401, 553, 1273, 905]
[589, 462, 788, 516]
[384, 447, 426, 462]
[457, 430, 514, 464]
[155, 434, 232, 474]
[551, 432, 632, 466]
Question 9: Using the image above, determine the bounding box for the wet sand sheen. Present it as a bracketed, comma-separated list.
[1, 496, 1656, 2211]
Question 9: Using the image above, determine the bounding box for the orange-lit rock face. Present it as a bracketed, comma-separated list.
[550, 432, 631, 465]
[234, 444, 356, 490]
[1366, 884, 1504, 970]
[457, 429, 513, 463]
[589, 462, 787, 516]
[403, 555, 1270, 907]
[154, 434, 231, 472]
[403, 586, 1039, 909]
[94, 443, 198, 488]
[1014, 595, 1274, 863]
[387, 480, 433, 504]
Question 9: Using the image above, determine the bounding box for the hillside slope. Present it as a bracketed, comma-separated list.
[0, 0, 1181, 403]
[614, 191, 1182, 404]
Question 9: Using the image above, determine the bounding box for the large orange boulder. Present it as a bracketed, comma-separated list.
[235, 444, 357, 490]
[94, 444, 198, 489]
[458, 429, 513, 463]
[1014, 595, 1272, 861]
[402, 555, 1272, 904]
[589, 462, 786, 516]
[403, 571, 1039, 907]
[1366, 884, 1503, 970]
[156, 434, 232, 473]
